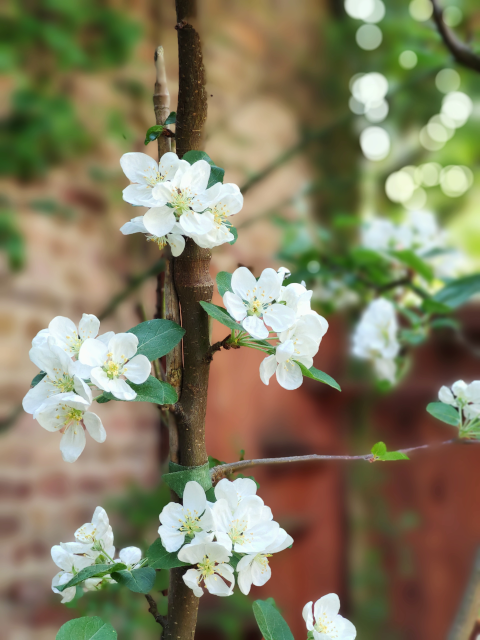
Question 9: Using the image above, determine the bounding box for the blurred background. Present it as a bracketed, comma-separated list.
[2, 0, 480, 638]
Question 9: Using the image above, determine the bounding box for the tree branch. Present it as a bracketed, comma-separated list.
[210, 438, 480, 484]
[145, 593, 167, 628]
[448, 548, 480, 640]
[204, 333, 240, 362]
[154, 45, 172, 156]
[430, 0, 480, 72]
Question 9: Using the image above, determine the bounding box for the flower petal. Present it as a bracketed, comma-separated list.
[108, 378, 136, 401]
[79, 338, 109, 367]
[314, 593, 341, 621]
[231, 267, 257, 301]
[256, 268, 282, 301]
[90, 368, 111, 393]
[143, 206, 176, 237]
[438, 385, 456, 405]
[276, 340, 294, 363]
[179, 160, 211, 193]
[251, 556, 271, 586]
[60, 423, 86, 463]
[120, 152, 159, 184]
[124, 354, 151, 384]
[83, 412, 106, 443]
[276, 361, 303, 390]
[122, 184, 157, 207]
[179, 211, 214, 235]
[178, 542, 206, 565]
[183, 481, 207, 515]
[302, 602, 314, 631]
[158, 152, 181, 180]
[79, 314, 100, 341]
[109, 333, 138, 363]
[205, 572, 234, 596]
[119, 546, 142, 566]
[48, 316, 78, 353]
[120, 215, 148, 235]
[22, 378, 56, 414]
[259, 355, 277, 386]
[167, 233, 186, 257]
[242, 315, 269, 340]
[264, 304, 296, 332]
[183, 568, 204, 597]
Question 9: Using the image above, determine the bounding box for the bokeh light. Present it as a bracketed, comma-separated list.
[409, 0, 433, 21]
[441, 91, 473, 127]
[363, 0, 386, 23]
[435, 68, 461, 94]
[399, 50, 418, 69]
[360, 126, 390, 160]
[415, 162, 442, 186]
[443, 6, 463, 27]
[344, 0, 375, 20]
[356, 24, 383, 50]
[385, 170, 416, 202]
[440, 165, 474, 197]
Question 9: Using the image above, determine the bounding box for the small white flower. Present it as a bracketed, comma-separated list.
[303, 593, 356, 640]
[120, 215, 186, 257]
[79, 333, 151, 400]
[158, 481, 214, 552]
[352, 298, 399, 383]
[190, 183, 243, 248]
[277, 266, 292, 284]
[75, 507, 115, 559]
[214, 477, 258, 512]
[277, 282, 314, 318]
[223, 267, 296, 339]
[211, 496, 279, 554]
[51, 545, 94, 603]
[178, 541, 235, 598]
[362, 218, 411, 253]
[439, 380, 480, 420]
[34, 384, 106, 463]
[121, 151, 181, 207]
[237, 527, 293, 595]
[144, 159, 219, 237]
[33, 314, 114, 358]
[23, 339, 91, 414]
[117, 546, 142, 568]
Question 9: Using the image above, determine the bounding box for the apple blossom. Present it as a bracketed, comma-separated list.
[158, 481, 214, 552]
[190, 183, 243, 248]
[303, 593, 356, 640]
[352, 298, 399, 383]
[237, 527, 293, 595]
[75, 507, 116, 559]
[178, 541, 235, 597]
[214, 477, 258, 512]
[223, 267, 296, 339]
[120, 215, 185, 256]
[79, 333, 151, 401]
[23, 339, 91, 414]
[439, 380, 480, 420]
[117, 546, 142, 568]
[120, 151, 181, 207]
[51, 545, 94, 603]
[33, 383, 106, 463]
[33, 314, 114, 359]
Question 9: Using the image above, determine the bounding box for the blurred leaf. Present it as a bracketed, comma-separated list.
[252, 599, 294, 640]
[432, 274, 480, 309]
[57, 564, 126, 592]
[144, 125, 164, 145]
[111, 567, 156, 594]
[164, 112, 176, 125]
[229, 225, 238, 244]
[0, 210, 26, 270]
[56, 616, 117, 640]
[390, 250, 433, 282]
[426, 402, 460, 426]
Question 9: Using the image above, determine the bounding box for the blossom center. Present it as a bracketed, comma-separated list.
[170, 189, 192, 215]
[179, 510, 202, 536]
[248, 299, 264, 317]
[143, 170, 163, 188]
[65, 333, 83, 355]
[104, 360, 123, 379]
[228, 518, 250, 545]
[254, 553, 272, 571]
[53, 374, 75, 393]
[147, 235, 168, 250]
[314, 614, 338, 638]
[198, 556, 216, 579]
[64, 407, 84, 426]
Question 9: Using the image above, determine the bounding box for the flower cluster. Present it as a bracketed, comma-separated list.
[158, 479, 293, 597]
[437, 380, 480, 438]
[352, 298, 400, 383]
[120, 152, 243, 253]
[23, 314, 151, 461]
[52, 506, 142, 603]
[222, 266, 329, 390]
[303, 594, 356, 640]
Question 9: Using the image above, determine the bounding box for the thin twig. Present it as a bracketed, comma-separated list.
[145, 593, 167, 628]
[430, 0, 480, 72]
[210, 438, 480, 484]
[204, 333, 240, 362]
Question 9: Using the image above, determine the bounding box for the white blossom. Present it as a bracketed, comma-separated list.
[33, 314, 114, 359]
[190, 183, 243, 248]
[158, 481, 214, 552]
[352, 298, 399, 383]
[303, 594, 356, 640]
[74, 507, 116, 559]
[223, 267, 296, 339]
[79, 333, 151, 401]
[361, 218, 411, 252]
[178, 541, 235, 597]
[120, 215, 185, 257]
[277, 282, 314, 318]
[121, 151, 181, 207]
[237, 527, 293, 595]
[214, 477, 258, 512]
[211, 496, 279, 554]
[144, 159, 219, 237]
[23, 339, 90, 414]
[117, 546, 142, 568]
[51, 545, 93, 603]
[439, 380, 480, 420]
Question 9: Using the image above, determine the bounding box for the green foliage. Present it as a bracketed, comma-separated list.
[97, 376, 177, 405]
[426, 402, 460, 426]
[229, 225, 238, 244]
[199, 301, 241, 332]
[0, 209, 25, 270]
[127, 319, 185, 362]
[57, 564, 127, 592]
[216, 271, 233, 296]
[252, 599, 294, 640]
[390, 250, 433, 282]
[110, 567, 156, 594]
[144, 125, 164, 145]
[31, 371, 46, 387]
[164, 112, 176, 125]
[371, 442, 409, 461]
[56, 616, 117, 640]
[146, 538, 189, 570]
[432, 274, 480, 309]
[182, 150, 225, 189]
[297, 363, 341, 391]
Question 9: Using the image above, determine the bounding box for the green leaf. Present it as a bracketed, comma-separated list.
[56, 564, 126, 592]
[127, 319, 185, 362]
[390, 249, 433, 282]
[182, 150, 225, 188]
[100, 376, 177, 405]
[199, 301, 240, 332]
[399, 328, 427, 345]
[229, 226, 238, 245]
[111, 567, 156, 594]
[216, 271, 233, 297]
[432, 273, 480, 309]
[371, 441, 409, 461]
[297, 363, 341, 391]
[382, 451, 410, 461]
[252, 599, 294, 640]
[371, 441, 387, 457]
[144, 125, 164, 145]
[164, 111, 176, 125]
[95, 394, 111, 404]
[429, 317, 460, 330]
[146, 538, 189, 570]
[31, 371, 46, 387]
[56, 616, 117, 640]
[427, 402, 460, 426]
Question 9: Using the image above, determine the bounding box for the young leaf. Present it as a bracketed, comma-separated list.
[164, 111, 176, 125]
[31, 371, 46, 387]
[426, 401, 460, 426]
[229, 226, 238, 245]
[432, 273, 480, 309]
[371, 441, 387, 458]
[100, 376, 177, 405]
[297, 363, 341, 391]
[199, 301, 241, 332]
[390, 249, 433, 282]
[95, 394, 111, 404]
[127, 319, 185, 362]
[56, 564, 126, 592]
[382, 451, 410, 461]
[144, 125, 164, 145]
[147, 538, 189, 570]
[181, 150, 225, 188]
[371, 441, 409, 461]
[216, 271, 233, 296]
[252, 599, 294, 640]
[111, 567, 156, 594]
[56, 616, 117, 640]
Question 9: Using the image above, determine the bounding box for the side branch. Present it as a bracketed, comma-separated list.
[204, 333, 240, 362]
[430, 0, 480, 72]
[145, 593, 167, 628]
[210, 438, 480, 484]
